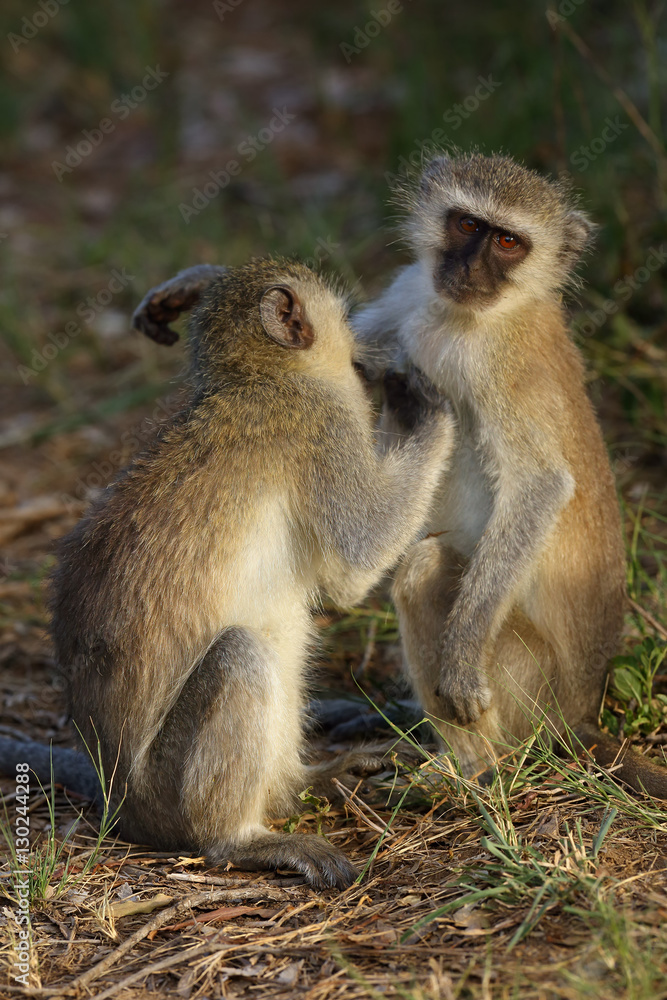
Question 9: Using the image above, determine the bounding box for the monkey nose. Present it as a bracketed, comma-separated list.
[466, 256, 483, 277]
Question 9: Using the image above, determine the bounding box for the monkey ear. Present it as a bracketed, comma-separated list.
[564, 210, 597, 258]
[259, 286, 315, 350]
[420, 155, 450, 193]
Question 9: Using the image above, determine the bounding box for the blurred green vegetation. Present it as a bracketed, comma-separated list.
[1, 1, 665, 389]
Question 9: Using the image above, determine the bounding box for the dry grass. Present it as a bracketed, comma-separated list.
[2, 750, 667, 1000]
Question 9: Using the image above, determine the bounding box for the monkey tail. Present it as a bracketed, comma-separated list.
[0, 738, 101, 804]
[571, 723, 667, 799]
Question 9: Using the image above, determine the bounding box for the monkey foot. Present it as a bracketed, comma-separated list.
[209, 833, 358, 891]
[304, 743, 426, 803]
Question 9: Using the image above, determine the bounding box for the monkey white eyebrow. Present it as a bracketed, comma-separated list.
[443, 191, 541, 238]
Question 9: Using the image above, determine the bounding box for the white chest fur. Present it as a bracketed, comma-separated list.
[396, 273, 495, 556]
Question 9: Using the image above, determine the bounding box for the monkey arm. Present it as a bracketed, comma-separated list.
[313, 404, 456, 608]
[132, 264, 227, 345]
[349, 265, 423, 379]
[437, 465, 575, 725]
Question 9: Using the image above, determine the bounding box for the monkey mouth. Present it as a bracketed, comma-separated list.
[434, 277, 498, 307]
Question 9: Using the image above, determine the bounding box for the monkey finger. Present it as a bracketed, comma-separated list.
[304, 750, 386, 790]
[382, 370, 424, 430]
[132, 288, 184, 344]
[339, 751, 387, 776]
[132, 313, 181, 346]
[382, 369, 409, 396]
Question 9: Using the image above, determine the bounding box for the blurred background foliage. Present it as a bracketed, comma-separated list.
[0, 0, 665, 640]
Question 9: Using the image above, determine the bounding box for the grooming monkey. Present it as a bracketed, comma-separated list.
[127, 156, 666, 795]
[353, 152, 667, 795]
[0, 259, 456, 888]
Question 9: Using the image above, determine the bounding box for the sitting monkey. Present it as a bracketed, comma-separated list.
[0, 259, 456, 888]
[354, 153, 667, 795]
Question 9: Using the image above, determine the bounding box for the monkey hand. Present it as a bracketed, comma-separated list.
[132, 264, 227, 345]
[436, 641, 491, 726]
[383, 365, 451, 432]
[132, 281, 192, 345]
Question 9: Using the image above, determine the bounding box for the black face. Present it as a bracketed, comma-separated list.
[435, 209, 531, 305]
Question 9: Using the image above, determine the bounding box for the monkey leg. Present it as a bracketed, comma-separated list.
[392, 536, 463, 715]
[490, 623, 667, 799]
[393, 537, 491, 775]
[132, 264, 227, 345]
[148, 627, 358, 889]
[393, 538, 561, 778]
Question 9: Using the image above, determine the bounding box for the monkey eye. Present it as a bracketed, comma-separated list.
[496, 232, 520, 250]
[459, 217, 480, 234]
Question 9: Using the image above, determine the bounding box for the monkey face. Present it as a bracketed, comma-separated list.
[403, 154, 596, 309]
[434, 209, 531, 307]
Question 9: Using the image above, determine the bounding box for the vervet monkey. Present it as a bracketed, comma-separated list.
[353, 152, 667, 796]
[0, 259, 456, 888]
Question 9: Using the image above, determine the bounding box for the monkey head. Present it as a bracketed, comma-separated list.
[189, 258, 358, 386]
[403, 153, 595, 311]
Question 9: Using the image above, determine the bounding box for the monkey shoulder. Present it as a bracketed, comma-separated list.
[294, 382, 373, 481]
[352, 263, 425, 343]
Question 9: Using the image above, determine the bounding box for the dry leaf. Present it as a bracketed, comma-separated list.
[115, 882, 136, 900]
[535, 809, 561, 839]
[277, 960, 303, 986]
[109, 892, 173, 918]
